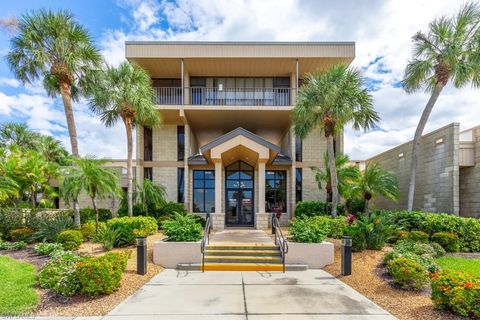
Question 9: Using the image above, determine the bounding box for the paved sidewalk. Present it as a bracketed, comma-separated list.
[3, 270, 396, 320]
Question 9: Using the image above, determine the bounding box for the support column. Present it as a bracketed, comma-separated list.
[256, 160, 269, 230]
[212, 160, 224, 231]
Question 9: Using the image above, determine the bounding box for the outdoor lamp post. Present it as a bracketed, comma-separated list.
[341, 236, 352, 276]
[136, 236, 147, 275]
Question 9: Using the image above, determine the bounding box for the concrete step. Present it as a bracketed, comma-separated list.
[205, 249, 281, 256]
[204, 255, 282, 263]
[177, 263, 309, 271]
[206, 244, 279, 251]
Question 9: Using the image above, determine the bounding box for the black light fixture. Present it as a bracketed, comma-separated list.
[341, 236, 352, 276]
[136, 236, 147, 275]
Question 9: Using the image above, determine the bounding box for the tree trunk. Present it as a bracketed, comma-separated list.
[326, 134, 339, 217]
[91, 196, 98, 233]
[30, 187, 36, 208]
[365, 198, 370, 217]
[407, 83, 445, 211]
[59, 81, 81, 227]
[73, 198, 80, 227]
[124, 118, 134, 217]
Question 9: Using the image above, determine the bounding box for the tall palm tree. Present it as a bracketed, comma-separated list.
[351, 163, 399, 216]
[403, 3, 480, 211]
[0, 148, 19, 204]
[62, 156, 120, 231]
[88, 62, 160, 217]
[35, 135, 71, 166]
[313, 153, 360, 202]
[293, 64, 378, 217]
[0, 123, 38, 149]
[6, 9, 101, 156]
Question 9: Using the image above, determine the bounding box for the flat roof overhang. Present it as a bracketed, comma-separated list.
[126, 41, 355, 77]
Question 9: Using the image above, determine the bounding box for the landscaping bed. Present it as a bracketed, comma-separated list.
[323, 239, 460, 320]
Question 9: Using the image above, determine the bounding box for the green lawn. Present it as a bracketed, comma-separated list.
[436, 256, 480, 276]
[0, 256, 38, 316]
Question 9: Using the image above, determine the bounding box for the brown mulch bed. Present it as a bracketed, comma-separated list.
[323, 239, 461, 320]
[1, 233, 165, 316]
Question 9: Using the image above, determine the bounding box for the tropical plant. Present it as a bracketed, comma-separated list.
[6, 9, 101, 156]
[31, 212, 74, 242]
[289, 216, 330, 243]
[293, 64, 378, 217]
[402, 3, 480, 211]
[350, 163, 399, 215]
[345, 211, 392, 251]
[93, 226, 120, 251]
[312, 153, 360, 201]
[61, 156, 121, 231]
[0, 123, 38, 149]
[118, 179, 167, 216]
[88, 62, 160, 217]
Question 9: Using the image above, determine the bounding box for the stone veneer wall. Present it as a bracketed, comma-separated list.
[459, 126, 480, 218]
[367, 123, 460, 215]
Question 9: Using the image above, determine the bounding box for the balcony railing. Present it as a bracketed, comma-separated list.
[153, 87, 291, 106]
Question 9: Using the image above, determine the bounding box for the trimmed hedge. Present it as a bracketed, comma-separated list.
[431, 232, 460, 252]
[162, 213, 202, 242]
[57, 230, 83, 251]
[387, 257, 430, 290]
[79, 208, 112, 223]
[10, 227, 33, 242]
[407, 230, 429, 243]
[295, 201, 345, 219]
[289, 216, 329, 243]
[107, 216, 158, 246]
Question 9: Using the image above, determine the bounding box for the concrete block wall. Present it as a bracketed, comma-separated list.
[367, 123, 460, 214]
[459, 126, 480, 218]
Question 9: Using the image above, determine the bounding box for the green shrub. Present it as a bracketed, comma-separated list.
[386, 210, 427, 231]
[0, 208, 24, 240]
[0, 241, 27, 250]
[294, 201, 345, 219]
[101, 251, 131, 288]
[430, 242, 446, 258]
[32, 212, 73, 242]
[457, 217, 480, 252]
[107, 216, 158, 246]
[38, 251, 81, 296]
[57, 230, 83, 251]
[79, 208, 112, 223]
[93, 226, 120, 251]
[9, 227, 33, 242]
[162, 213, 202, 242]
[384, 250, 438, 273]
[407, 230, 429, 243]
[117, 203, 148, 217]
[344, 212, 392, 251]
[155, 202, 187, 218]
[345, 197, 365, 214]
[431, 232, 460, 252]
[431, 269, 480, 317]
[389, 229, 409, 244]
[289, 216, 329, 243]
[387, 257, 430, 290]
[326, 216, 346, 239]
[34, 242, 63, 256]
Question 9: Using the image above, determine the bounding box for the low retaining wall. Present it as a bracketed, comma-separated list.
[153, 241, 201, 268]
[285, 242, 334, 269]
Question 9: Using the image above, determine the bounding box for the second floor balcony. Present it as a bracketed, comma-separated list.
[153, 87, 292, 106]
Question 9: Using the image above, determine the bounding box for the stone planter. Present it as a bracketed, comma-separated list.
[285, 242, 334, 269]
[153, 240, 201, 268]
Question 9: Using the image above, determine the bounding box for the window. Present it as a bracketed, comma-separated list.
[296, 168, 302, 203]
[144, 167, 152, 181]
[144, 126, 153, 161]
[177, 168, 184, 203]
[265, 170, 287, 212]
[193, 170, 215, 213]
[295, 136, 302, 162]
[177, 126, 185, 161]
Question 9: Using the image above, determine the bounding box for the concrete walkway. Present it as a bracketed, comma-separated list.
[210, 229, 274, 244]
[106, 269, 396, 319]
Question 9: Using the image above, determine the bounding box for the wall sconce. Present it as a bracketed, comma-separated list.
[436, 138, 444, 145]
[398, 153, 404, 158]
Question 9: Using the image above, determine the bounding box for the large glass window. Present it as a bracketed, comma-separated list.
[193, 170, 215, 213]
[296, 168, 302, 203]
[295, 136, 302, 162]
[266, 170, 287, 212]
[177, 168, 184, 203]
[177, 126, 185, 161]
[144, 167, 152, 181]
[144, 126, 152, 161]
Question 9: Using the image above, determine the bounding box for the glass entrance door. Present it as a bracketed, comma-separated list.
[225, 161, 254, 227]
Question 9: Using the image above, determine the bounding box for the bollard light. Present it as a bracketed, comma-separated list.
[341, 236, 352, 276]
[136, 236, 147, 275]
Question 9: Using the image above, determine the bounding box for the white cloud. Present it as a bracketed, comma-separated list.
[0, 77, 20, 88]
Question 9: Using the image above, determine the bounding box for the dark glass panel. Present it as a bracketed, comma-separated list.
[193, 170, 204, 180]
[205, 179, 215, 189]
[204, 170, 215, 179]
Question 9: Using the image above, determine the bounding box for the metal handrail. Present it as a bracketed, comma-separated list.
[200, 213, 212, 272]
[271, 213, 289, 273]
[188, 87, 291, 106]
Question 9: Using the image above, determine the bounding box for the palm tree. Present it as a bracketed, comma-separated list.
[0, 123, 38, 149]
[35, 135, 71, 166]
[402, 3, 480, 211]
[6, 9, 101, 156]
[0, 148, 19, 204]
[293, 64, 378, 217]
[88, 62, 160, 217]
[313, 153, 360, 202]
[62, 156, 120, 231]
[351, 163, 399, 216]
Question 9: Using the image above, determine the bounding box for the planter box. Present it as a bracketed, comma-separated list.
[285, 242, 334, 269]
[153, 240, 201, 268]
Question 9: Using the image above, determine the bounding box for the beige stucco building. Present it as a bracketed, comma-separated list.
[367, 123, 480, 218]
[126, 41, 354, 230]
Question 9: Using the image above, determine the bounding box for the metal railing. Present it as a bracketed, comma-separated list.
[271, 212, 288, 273]
[153, 87, 182, 105]
[200, 213, 212, 272]
[189, 87, 291, 106]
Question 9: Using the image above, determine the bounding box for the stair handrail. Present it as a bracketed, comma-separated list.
[272, 212, 288, 272]
[201, 213, 212, 272]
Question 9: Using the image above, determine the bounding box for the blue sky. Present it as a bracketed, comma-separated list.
[0, 0, 478, 159]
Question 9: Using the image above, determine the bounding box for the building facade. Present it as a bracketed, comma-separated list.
[367, 123, 480, 218]
[127, 41, 354, 230]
